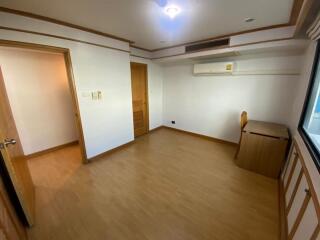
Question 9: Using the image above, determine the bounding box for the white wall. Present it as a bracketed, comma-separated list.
[74, 46, 133, 158]
[0, 12, 134, 159]
[0, 47, 78, 155]
[162, 54, 303, 143]
[130, 56, 163, 129]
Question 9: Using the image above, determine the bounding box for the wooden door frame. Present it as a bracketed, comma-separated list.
[130, 62, 149, 136]
[0, 39, 88, 163]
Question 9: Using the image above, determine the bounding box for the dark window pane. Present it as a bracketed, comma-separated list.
[299, 41, 320, 172]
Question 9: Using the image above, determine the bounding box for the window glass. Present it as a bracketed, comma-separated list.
[300, 42, 320, 172]
[303, 59, 320, 148]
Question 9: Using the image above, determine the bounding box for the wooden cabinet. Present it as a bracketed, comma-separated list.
[280, 138, 320, 240]
[236, 120, 289, 178]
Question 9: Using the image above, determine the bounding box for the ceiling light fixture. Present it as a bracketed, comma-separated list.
[245, 18, 255, 23]
[164, 5, 181, 19]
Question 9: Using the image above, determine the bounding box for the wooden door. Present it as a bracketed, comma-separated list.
[0, 176, 27, 240]
[130, 62, 149, 137]
[0, 68, 35, 226]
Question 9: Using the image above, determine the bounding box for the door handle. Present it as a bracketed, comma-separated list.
[0, 139, 16, 149]
[4, 139, 16, 146]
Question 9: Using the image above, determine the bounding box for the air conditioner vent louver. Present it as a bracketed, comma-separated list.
[185, 38, 230, 53]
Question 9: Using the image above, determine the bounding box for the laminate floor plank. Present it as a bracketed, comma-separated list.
[27, 128, 279, 240]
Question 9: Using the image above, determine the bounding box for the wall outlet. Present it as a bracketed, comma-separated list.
[171, 120, 175, 124]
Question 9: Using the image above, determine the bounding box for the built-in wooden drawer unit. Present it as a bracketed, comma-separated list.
[281, 139, 320, 240]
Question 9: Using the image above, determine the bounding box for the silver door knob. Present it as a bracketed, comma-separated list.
[4, 139, 16, 146]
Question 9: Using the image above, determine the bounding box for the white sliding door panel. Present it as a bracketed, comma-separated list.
[286, 160, 302, 206]
[283, 149, 297, 183]
[287, 175, 308, 233]
[292, 199, 318, 240]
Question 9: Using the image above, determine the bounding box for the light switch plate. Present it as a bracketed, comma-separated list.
[97, 91, 102, 100]
[92, 91, 99, 100]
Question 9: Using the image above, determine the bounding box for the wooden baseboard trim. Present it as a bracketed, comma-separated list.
[88, 140, 135, 162]
[41, 126, 236, 162]
[162, 126, 237, 147]
[25, 141, 79, 159]
[279, 179, 288, 240]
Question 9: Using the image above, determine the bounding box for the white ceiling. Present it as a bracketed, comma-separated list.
[0, 0, 295, 50]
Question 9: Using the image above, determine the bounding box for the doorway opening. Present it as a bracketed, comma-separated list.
[0, 40, 87, 227]
[130, 62, 149, 137]
[0, 40, 86, 163]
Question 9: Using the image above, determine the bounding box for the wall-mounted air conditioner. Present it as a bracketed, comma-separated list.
[193, 62, 234, 75]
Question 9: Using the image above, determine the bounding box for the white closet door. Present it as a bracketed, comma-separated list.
[286, 160, 302, 207]
[287, 174, 309, 233]
[283, 148, 297, 183]
[292, 199, 318, 240]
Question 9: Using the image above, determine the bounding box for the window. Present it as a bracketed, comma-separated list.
[299, 40, 320, 172]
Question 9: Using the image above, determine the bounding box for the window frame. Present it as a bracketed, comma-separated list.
[299, 40, 320, 173]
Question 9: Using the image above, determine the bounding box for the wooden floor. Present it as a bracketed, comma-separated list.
[27, 128, 279, 240]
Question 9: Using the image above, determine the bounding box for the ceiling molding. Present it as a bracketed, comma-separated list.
[295, 0, 319, 35]
[0, 39, 69, 53]
[0, 0, 305, 52]
[0, 7, 134, 44]
[130, 45, 151, 52]
[130, 54, 152, 60]
[289, 0, 306, 25]
[151, 37, 294, 60]
[146, 24, 291, 52]
[0, 26, 131, 53]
